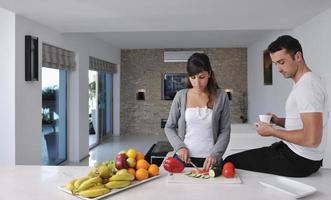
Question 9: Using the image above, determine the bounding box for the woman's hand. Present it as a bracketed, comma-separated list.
[176, 148, 189, 163]
[203, 155, 217, 171]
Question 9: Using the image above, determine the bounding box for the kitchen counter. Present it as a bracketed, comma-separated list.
[1, 165, 330, 200]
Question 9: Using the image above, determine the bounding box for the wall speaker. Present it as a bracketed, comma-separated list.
[25, 35, 39, 81]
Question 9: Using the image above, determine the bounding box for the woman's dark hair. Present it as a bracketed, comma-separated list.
[186, 53, 219, 96]
[267, 35, 303, 59]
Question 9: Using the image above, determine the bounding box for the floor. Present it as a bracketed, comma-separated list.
[62, 134, 167, 166]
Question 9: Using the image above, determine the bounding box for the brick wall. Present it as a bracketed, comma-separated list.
[121, 48, 247, 135]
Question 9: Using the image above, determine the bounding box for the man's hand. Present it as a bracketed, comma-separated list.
[255, 122, 274, 137]
[256, 113, 322, 147]
[176, 148, 189, 163]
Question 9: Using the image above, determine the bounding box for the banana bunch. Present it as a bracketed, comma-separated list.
[64, 176, 110, 197]
[105, 172, 134, 189]
[77, 186, 110, 198]
[63, 160, 134, 198]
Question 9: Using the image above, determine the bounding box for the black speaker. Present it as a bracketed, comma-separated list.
[25, 35, 39, 81]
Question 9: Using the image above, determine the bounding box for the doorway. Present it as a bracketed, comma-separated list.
[89, 70, 113, 149]
[41, 67, 67, 165]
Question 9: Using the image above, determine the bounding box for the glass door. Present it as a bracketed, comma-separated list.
[89, 70, 99, 149]
[41, 67, 67, 165]
[98, 72, 113, 141]
[105, 73, 113, 138]
[89, 70, 113, 149]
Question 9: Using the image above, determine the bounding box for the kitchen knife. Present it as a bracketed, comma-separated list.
[189, 160, 200, 171]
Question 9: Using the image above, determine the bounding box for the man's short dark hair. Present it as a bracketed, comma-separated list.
[267, 35, 303, 59]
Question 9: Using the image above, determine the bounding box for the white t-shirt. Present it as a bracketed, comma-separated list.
[284, 72, 329, 160]
[184, 107, 214, 157]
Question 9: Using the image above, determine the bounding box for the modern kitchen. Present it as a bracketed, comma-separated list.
[1, 1, 331, 199]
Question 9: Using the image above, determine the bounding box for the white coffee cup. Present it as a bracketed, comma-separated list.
[259, 114, 272, 124]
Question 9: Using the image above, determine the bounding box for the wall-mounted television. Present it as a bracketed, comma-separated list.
[161, 73, 187, 100]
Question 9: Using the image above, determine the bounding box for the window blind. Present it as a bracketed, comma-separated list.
[89, 56, 117, 74]
[42, 43, 76, 70]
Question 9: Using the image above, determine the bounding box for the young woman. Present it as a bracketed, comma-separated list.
[165, 53, 231, 171]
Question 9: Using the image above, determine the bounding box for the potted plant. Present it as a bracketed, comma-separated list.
[42, 86, 59, 160]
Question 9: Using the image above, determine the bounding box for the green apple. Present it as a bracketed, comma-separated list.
[126, 157, 136, 168]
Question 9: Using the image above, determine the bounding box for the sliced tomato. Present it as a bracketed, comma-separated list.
[190, 169, 209, 175]
[190, 169, 200, 174]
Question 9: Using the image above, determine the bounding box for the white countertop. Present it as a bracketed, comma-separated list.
[1, 165, 330, 200]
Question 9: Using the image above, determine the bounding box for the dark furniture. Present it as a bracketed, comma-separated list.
[145, 141, 173, 166]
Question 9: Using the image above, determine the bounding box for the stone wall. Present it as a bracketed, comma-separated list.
[120, 48, 247, 135]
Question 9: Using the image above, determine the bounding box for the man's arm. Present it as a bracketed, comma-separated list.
[268, 113, 285, 128]
[257, 112, 323, 147]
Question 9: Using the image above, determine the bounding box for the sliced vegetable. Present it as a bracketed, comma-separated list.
[202, 175, 210, 179]
[209, 167, 221, 178]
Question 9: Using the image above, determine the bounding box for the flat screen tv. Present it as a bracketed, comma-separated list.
[161, 73, 187, 100]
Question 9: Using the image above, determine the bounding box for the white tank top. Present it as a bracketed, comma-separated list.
[184, 107, 213, 157]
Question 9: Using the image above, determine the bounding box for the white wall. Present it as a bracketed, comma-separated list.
[62, 33, 121, 161]
[247, 30, 292, 123]
[11, 14, 120, 164]
[15, 15, 65, 165]
[247, 8, 331, 168]
[0, 8, 16, 165]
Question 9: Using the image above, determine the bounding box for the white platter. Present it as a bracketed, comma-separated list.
[58, 175, 161, 200]
[259, 176, 317, 198]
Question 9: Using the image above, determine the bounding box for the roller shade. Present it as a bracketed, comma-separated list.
[42, 43, 76, 70]
[89, 56, 117, 74]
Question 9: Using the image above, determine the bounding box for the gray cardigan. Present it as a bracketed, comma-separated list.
[164, 89, 231, 160]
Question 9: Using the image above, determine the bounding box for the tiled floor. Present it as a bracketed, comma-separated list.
[62, 134, 167, 166]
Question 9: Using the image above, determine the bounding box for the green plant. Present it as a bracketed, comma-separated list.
[42, 85, 58, 100]
[89, 81, 96, 101]
[42, 85, 58, 131]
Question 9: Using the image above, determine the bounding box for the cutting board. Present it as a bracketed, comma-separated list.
[167, 168, 242, 184]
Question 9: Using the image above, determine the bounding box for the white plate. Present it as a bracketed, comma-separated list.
[59, 175, 161, 200]
[259, 176, 317, 198]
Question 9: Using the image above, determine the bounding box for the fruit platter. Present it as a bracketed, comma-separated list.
[59, 148, 161, 199]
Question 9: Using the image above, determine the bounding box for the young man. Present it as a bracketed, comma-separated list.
[224, 35, 329, 177]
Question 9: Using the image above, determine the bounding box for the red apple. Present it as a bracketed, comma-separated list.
[115, 153, 129, 169]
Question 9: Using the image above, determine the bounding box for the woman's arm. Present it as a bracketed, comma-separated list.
[164, 91, 187, 152]
[210, 94, 231, 160]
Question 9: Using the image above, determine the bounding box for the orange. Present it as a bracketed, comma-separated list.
[135, 151, 145, 160]
[127, 168, 136, 177]
[135, 168, 149, 181]
[136, 159, 150, 170]
[148, 164, 159, 177]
